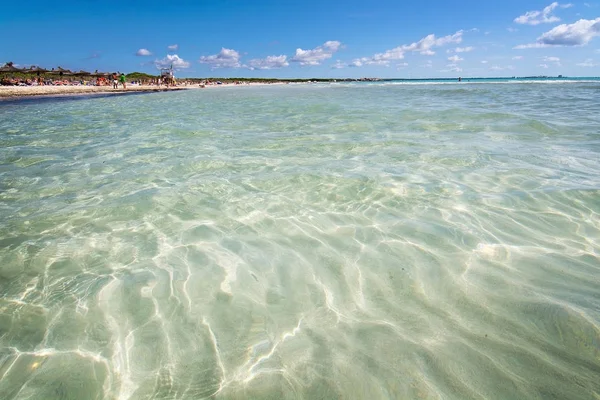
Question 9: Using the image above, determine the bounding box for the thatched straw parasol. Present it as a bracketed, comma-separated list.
[0, 62, 23, 72]
[23, 66, 49, 74]
[49, 67, 73, 76]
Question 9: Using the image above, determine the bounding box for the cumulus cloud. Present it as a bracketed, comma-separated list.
[489, 65, 515, 71]
[441, 65, 463, 72]
[168, 44, 179, 51]
[538, 18, 600, 45]
[331, 60, 346, 69]
[351, 30, 464, 67]
[543, 56, 561, 65]
[448, 55, 464, 62]
[515, 18, 600, 48]
[248, 55, 289, 70]
[455, 46, 474, 53]
[402, 31, 463, 55]
[577, 58, 598, 66]
[199, 48, 242, 69]
[290, 41, 342, 66]
[154, 54, 190, 69]
[136, 48, 152, 56]
[514, 2, 573, 25]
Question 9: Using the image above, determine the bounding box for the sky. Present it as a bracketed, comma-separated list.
[2, 0, 600, 78]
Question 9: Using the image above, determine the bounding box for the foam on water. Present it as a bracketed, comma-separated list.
[1, 82, 600, 399]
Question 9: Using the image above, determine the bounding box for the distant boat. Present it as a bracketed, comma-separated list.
[558, 75, 563, 78]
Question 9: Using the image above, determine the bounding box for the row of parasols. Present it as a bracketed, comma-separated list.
[0, 63, 118, 77]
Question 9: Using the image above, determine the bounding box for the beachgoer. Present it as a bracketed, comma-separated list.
[119, 73, 126, 89]
[112, 73, 118, 89]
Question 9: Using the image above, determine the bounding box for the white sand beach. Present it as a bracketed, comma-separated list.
[0, 85, 187, 99]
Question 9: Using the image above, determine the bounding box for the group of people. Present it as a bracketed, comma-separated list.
[111, 73, 126, 89]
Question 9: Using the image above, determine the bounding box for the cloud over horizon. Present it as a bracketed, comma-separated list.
[515, 18, 600, 48]
[248, 55, 289, 70]
[290, 41, 342, 66]
[154, 54, 190, 70]
[136, 48, 152, 56]
[514, 2, 573, 25]
[349, 30, 464, 67]
[199, 48, 243, 69]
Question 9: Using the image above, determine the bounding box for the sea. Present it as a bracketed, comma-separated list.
[1, 79, 599, 400]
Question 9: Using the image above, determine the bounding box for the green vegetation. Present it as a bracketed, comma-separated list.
[125, 72, 157, 80]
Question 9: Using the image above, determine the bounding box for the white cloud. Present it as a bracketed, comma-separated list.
[402, 31, 463, 55]
[540, 63, 550, 68]
[515, 18, 600, 48]
[448, 55, 464, 62]
[577, 58, 599, 66]
[455, 46, 474, 53]
[397, 62, 409, 68]
[348, 57, 390, 67]
[154, 54, 190, 70]
[514, 43, 551, 49]
[291, 41, 342, 66]
[507, 27, 519, 32]
[331, 60, 346, 69]
[441, 66, 463, 72]
[481, 60, 488, 64]
[489, 65, 515, 71]
[168, 44, 179, 51]
[248, 55, 288, 70]
[514, 2, 573, 25]
[136, 48, 152, 56]
[512, 55, 524, 60]
[543, 56, 561, 65]
[199, 48, 242, 69]
[538, 18, 600, 45]
[352, 30, 464, 67]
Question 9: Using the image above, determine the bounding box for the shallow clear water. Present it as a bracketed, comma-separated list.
[1, 83, 599, 400]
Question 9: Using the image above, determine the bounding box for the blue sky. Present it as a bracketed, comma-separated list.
[2, 0, 599, 78]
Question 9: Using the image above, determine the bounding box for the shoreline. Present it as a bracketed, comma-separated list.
[0, 82, 300, 100]
[0, 85, 188, 99]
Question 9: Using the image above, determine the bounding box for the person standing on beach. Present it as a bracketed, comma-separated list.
[119, 73, 126, 89]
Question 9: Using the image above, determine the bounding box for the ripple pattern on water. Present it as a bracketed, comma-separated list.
[1, 83, 600, 399]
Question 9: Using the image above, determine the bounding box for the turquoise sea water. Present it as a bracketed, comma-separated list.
[1, 81, 599, 399]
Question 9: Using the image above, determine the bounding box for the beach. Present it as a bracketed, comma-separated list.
[0, 82, 297, 99]
[0, 84, 190, 99]
[1, 81, 599, 399]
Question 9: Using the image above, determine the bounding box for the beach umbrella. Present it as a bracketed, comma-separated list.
[50, 67, 73, 76]
[0, 63, 23, 72]
[23, 66, 49, 74]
